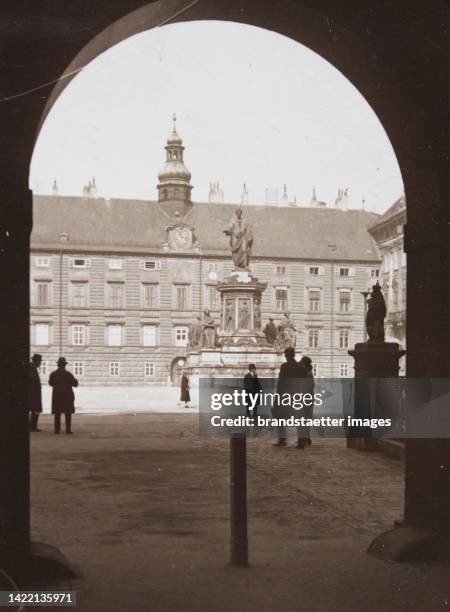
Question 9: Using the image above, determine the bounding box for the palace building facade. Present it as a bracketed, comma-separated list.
[30, 121, 383, 384]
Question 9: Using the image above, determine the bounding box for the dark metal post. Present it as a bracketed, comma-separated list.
[230, 432, 248, 566]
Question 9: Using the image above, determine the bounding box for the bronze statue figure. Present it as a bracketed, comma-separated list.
[201, 308, 217, 348]
[223, 206, 253, 270]
[366, 282, 387, 342]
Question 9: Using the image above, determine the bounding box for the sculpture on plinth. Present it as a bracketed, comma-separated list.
[263, 317, 277, 345]
[274, 312, 297, 350]
[223, 206, 253, 270]
[366, 282, 387, 342]
[188, 315, 203, 350]
[201, 308, 217, 348]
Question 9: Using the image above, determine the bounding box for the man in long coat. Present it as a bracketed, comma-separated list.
[29, 353, 43, 431]
[272, 347, 303, 447]
[180, 370, 190, 408]
[49, 357, 78, 434]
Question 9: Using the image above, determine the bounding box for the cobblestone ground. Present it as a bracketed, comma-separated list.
[30, 414, 449, 612]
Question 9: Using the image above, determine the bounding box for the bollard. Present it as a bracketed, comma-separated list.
[230, 432, 248, 566]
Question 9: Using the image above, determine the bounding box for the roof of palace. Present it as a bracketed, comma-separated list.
[31, 195, 381, 262]
[369, 195, 406, 232]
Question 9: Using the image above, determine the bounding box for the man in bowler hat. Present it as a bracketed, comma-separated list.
[49, 357, 78, 434]
[29, 353, 43, 431]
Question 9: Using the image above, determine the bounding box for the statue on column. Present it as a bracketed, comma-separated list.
[201, 308, 217, 348]
[188, 315, 203, 350]
[366, 282, 387, 342]
[223, 206, 253, 270]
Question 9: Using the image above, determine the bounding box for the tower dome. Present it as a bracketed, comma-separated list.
[157, 114, 193, 212]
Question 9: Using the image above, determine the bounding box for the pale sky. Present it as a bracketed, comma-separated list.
[30, 20, 403, 213]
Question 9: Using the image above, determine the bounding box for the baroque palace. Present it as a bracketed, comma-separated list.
[30, 119, 402, 385]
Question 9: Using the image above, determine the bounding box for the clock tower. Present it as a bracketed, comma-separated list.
[157, 115, 193, 217]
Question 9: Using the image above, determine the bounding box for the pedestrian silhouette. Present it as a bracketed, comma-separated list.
[49, 357, 78, 434]
[29, 353, 43, 431]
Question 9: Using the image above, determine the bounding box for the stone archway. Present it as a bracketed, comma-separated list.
[1, 0, 448, 577]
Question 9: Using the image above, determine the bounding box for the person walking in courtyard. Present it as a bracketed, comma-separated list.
[296, 356, 315, 449]
[29, 353, 43, 432]
[180, 370, 191, 408]
[272, 347, 303, 447]
[49, 357, 78, 434]
[243, 363, 262, 418]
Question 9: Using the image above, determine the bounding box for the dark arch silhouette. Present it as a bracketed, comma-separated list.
[1, 0, 448, 579]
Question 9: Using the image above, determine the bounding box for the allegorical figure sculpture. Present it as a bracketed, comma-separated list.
[223, 206, 253, 270]
[366, 281, 387, 342]
[275, 312, 297, 350]
[202, 308, 217, 349]
[188, 315, 203, 350]
[263, 317, 277, 345]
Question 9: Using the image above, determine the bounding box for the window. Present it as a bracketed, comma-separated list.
[109, 362, 120, 377]
[339, 267, 349, 277]
[309, 266, 320, 276]
[275, 287, 288, 311]
[40, 361, 48, 376]
[339, 290, 351, 313]
[108, 325, 122, 347]
[275, 264, 287, 275]
[339, 329, 350, 349]
[176, 285, 189, 310]
[312, 363, 319, 377]
[108, 283, 123, 308]
[142, 284, 158, 308]
[143, 325, 157, 347]
[175, 326, 189, 347]
[72, 324, 86, 346]
[208, 262, 220, 273]
[401, 251, 407, 267]
[71, 282, 86, 307]
[140, 260, 161, 270]
[145, 362, 155, 377]
[207, 286, 218, 310]
[70, 258, 91, 268]
[370, 268, 380, 278]
[35, 281, 50, 306]
[108, 259, 122, 270]
[308, 329, 320, 348]
[339, 363, 350, 377]
[402, 285, 406, 304]
[35, 323, 49, 346]
[73, 362, 84, 377]
[35, 256, 50, 267]
[308, 289, 321, 313]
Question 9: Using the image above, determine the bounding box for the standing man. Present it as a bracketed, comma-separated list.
[180, 370, 191, 409]
[272, 347, 303, 447]
[29, 353, 43, 432]
[49, 357, 78, 434]
[243, 363, 262, 418]
[296, 356, 315, 448]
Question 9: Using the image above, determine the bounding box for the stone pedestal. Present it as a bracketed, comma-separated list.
[186, 270, 282, 380]
[347, 342, 406, 451]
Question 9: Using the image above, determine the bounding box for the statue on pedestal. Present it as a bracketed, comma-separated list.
[223, 206, 253, 270]
[188, 315, 203, 350]
[263, 317, 277, 345]
[366, 282, 387, 342]
[224, 299, 235, 332]
[274, 312, 297, 350]
[238, 299, 251, 329]
[201, 308, 217, 348]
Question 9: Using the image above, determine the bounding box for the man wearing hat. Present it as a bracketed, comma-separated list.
[49, 357, 78, 434]
[29, 353, 43, 431]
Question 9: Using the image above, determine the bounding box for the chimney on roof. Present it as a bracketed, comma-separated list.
[82, 177, 97, 198]
[264, 187, 279, 206]
[241, 183, 249, 205]
[335, 188, 348, 210]
[208, 181, 224, 203]
[52, 179, 58, 196]
[281, 184, 289, 206]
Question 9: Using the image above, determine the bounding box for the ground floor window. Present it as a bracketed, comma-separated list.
[73, 361, 84, 377]
[145, 362, 155, 377]
[109, 361, 120, 377]
[339, 363, 350, 377]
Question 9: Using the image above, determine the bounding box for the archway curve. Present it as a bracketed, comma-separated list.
[37, 0, 410, 183]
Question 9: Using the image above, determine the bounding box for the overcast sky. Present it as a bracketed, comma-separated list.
[30, 21, 403, 213]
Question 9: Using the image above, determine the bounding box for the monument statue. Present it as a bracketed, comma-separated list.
[188, 315, 203, 350]
[238, 299, 251, 329]
[263, 317, 277, 345]
[201, 308, 217, 349]
[224, 299, 235, 332]
[366, 281, 387, 342]
[274, 312, 297, 350]
[223, 206, 253, 270]
[253, 296, 261, 330]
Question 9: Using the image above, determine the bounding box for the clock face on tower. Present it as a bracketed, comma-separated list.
[169, 225, 193, 250]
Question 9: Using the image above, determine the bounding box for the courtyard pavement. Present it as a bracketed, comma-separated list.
[29, 414, 449, 612]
